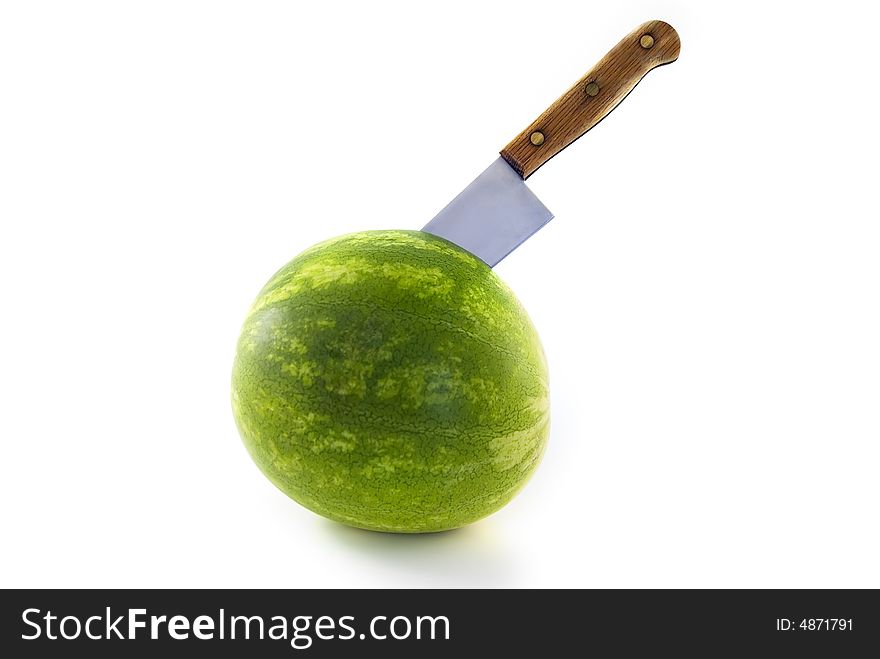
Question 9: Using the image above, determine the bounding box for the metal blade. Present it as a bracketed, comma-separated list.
[421, 157, 553, 267]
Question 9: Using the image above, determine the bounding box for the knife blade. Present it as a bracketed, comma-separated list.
[421, 157, 553, 268]
[422, 19, 680, 267]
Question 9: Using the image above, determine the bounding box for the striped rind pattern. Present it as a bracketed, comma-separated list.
[232, 230, 549, 532]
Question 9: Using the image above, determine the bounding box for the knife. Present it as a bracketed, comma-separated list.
[422, 20, 680, 267]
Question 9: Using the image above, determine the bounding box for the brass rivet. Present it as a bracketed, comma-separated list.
[530, 131, 545, 146]
[640, 34, 654, 49]
[585, 81, 600, 97]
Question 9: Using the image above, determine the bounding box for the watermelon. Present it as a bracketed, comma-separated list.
[231, 230, 549, 533]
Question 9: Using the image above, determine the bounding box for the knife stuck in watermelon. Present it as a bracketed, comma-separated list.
[232, 20, 680, 533]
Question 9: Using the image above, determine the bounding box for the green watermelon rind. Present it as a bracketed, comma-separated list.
[232, 230, 549, 533]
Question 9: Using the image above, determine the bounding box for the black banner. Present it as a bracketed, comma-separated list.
[1, 589, 877, 656]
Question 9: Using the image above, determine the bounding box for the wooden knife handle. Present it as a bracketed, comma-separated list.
[500, 20, 680, 179]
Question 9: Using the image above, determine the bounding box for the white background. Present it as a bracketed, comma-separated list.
[1, 1, 878, 588]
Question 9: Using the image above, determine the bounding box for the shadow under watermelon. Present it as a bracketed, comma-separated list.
[318, 518, 519, 587]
